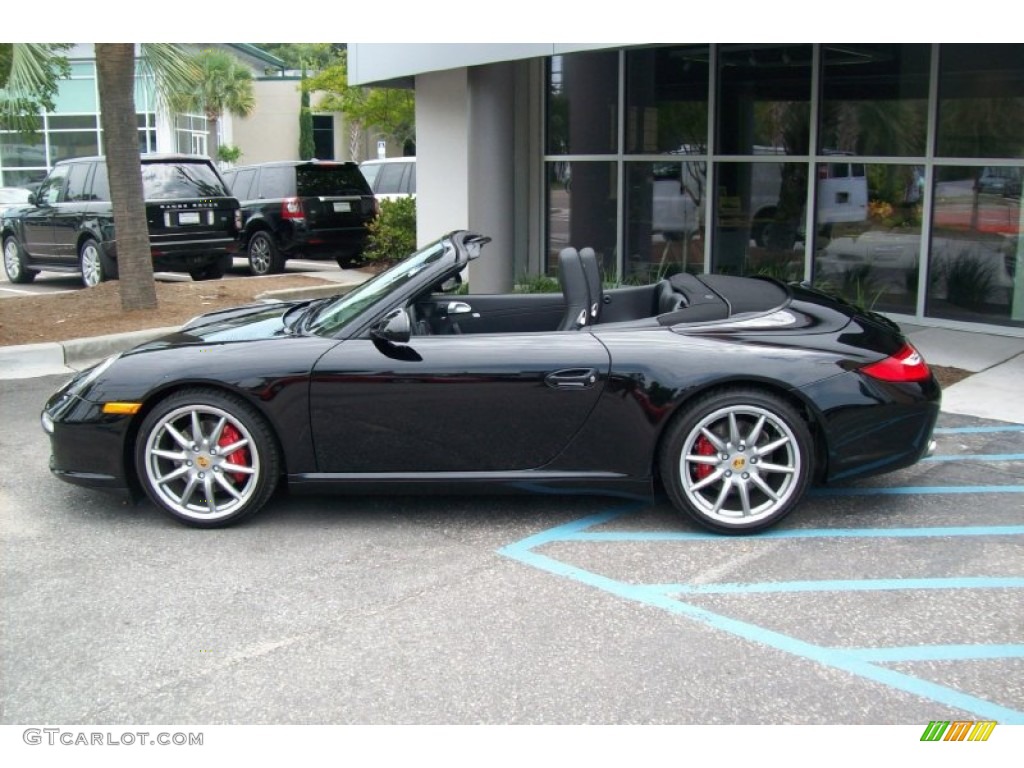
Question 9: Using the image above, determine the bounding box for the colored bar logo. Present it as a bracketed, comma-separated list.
[921, 721, 997, 741]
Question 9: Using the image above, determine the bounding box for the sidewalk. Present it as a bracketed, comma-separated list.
[3, 289, 1023, 424]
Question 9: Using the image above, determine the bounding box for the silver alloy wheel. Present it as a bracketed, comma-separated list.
[4, 239, 22, 280]
[141, 403, 261, 522]
[80, 241, 103, 287]
[678, 403, 802, 526]
[248, 234, 272, 275]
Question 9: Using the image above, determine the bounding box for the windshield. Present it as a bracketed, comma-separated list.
[142, 161, 229, 200]
[306, 238, 450, 336]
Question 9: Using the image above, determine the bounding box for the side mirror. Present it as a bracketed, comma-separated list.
[370, 307, 411, 344]
[27, 193, 37, 206]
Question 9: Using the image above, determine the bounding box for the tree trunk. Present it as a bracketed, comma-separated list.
[206, 114, 220, 162]
[95, 43, 157, 311]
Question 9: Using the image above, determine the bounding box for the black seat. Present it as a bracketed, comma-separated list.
[557, 248, 590, 331]
[579, 247, 603, 322]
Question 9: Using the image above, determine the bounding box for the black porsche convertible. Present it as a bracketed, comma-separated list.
[41, 230, 940, 534]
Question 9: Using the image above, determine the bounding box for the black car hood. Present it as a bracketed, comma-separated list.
[137, 300, 308, 349]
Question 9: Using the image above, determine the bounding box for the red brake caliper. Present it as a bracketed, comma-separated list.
[694, 435, 715, 481]
[218, 424, 250, 483]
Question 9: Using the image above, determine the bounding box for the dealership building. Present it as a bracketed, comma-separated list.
[349, 43, 1024, 334]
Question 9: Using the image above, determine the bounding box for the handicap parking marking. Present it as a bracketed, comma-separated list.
[499, 491, 1024, 722]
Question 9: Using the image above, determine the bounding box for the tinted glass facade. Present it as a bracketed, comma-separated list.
[545, 44, 1024, 329]
[0, 59, 158, 189]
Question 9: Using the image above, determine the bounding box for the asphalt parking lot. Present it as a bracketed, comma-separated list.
[1, 374, 1022, 725]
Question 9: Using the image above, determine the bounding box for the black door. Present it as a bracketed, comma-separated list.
[21, 164, 70, 259]
[309, 331, 610, 473]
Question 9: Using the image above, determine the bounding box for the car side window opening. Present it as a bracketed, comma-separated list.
[64, 163, 92, 202]
[230, 168, 258, 200]
[37, 166, 70, 205]
[90, 163, 110, 202]
[258, 167, 293, 199]
[376, 163, 407, 195]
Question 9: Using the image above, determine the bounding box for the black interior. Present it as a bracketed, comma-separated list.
[409, 250, 791, 336]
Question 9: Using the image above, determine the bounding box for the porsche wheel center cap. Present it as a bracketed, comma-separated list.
[731, 456, 747, 471]
[196, 455, 211, 470]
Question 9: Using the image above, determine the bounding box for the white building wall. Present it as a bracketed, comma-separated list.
[414, 68, 471, 246]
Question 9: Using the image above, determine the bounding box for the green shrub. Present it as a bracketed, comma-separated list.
[363, 197, 417, 266]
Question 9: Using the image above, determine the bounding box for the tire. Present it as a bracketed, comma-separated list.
[3, 236, 37, 284]
[659, 388, 812, 534]
[134, 388, 280, 528]
[79, 238, 105, 287]
[189, 258, 227, 281]
[247, 231, 284, 275]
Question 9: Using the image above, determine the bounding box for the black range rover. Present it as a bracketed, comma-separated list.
[222, 160, 377, 275]
[1, 154, 241, 287]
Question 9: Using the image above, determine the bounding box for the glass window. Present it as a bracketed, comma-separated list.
[814, 163, 924, 315]
[712, 160, 808, 277]
[53, 75, 97, 113]
[547, 51, 619, 155]
[228, 168, 258, 199]
[91, 163, 110, 202]
[141, 160, 228, 199]
[717, 45, 812, 156]
[546, 161, 617, 278]
[48, 115, 98, 130]
[625, 161, 707, 281]
[296, 164, 370, 196]
[819, 44, 930, 157]
[49, 131, 99, 164]
[625, 46, 709, 155]
[64, 162, 93, 202]
[375, 162, 408, 195]
[36, 165, 70, 205]
[1, 133, 47, 168]
[256, 166, 294, 198]
[926, 164, 1022, 325]
[312, 115, 335, 160]
[937, 44, 1024, 158]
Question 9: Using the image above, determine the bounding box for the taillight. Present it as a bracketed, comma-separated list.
[233, 209, 243, 231]
[861, 343, 931, 383]
[281, 197, 304, 221]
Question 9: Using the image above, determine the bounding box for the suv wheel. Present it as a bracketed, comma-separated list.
[247, 232, 285, 276]
[190, 257, 229, 282]
[80, 238, 106, 288]
[3, 236, 37, 284]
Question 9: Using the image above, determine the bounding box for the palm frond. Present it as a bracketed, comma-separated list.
[0, 43, 72, 132]
[138, 43, 200, 114]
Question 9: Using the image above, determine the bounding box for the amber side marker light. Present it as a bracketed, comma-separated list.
[102, 402, 142, 415]
[861, 344, 931, 383]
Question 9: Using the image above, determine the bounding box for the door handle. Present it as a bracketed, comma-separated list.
[447, 301, 473, 315]
[545, 368, 599, 389]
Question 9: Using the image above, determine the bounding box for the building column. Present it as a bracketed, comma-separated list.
[414, 69, 470, 247]
[467, 62, 517, 293]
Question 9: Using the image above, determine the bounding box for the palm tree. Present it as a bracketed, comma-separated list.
[179, 49, 255, 162]
[2, 43, 198, 311]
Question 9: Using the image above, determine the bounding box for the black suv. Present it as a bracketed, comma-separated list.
[222, 160, 376, 275]
[1, 154, 241, 287]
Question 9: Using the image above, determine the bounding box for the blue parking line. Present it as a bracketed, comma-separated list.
[499, 543, 1024, 723]
[562, 525, 1024, 543]
[934, 426, 1024, 434]
[651, 577, 1024, 595]
[498, 504, 1024, 723]
[846, 645, 1024, 662]
[811, 485, 1024, 497]
[923, 453, 1024, 462]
